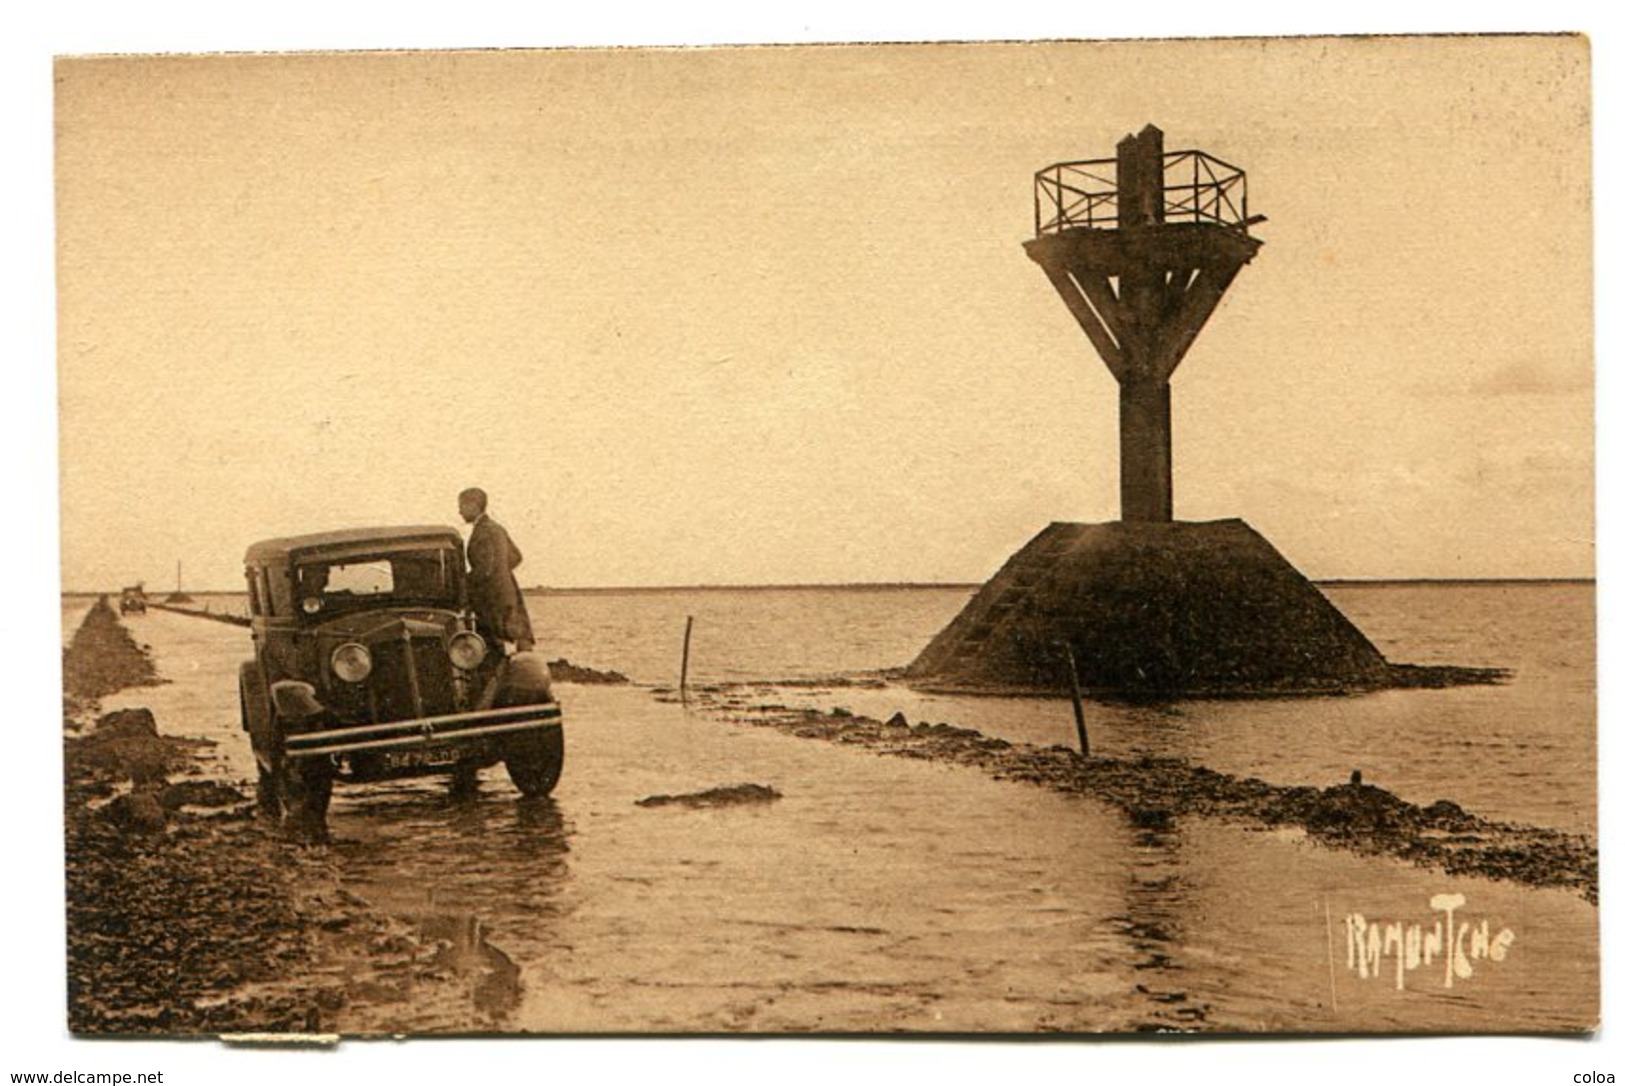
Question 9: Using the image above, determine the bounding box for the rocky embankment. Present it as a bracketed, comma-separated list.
[62, 597, 163, 710]
[64, 599, 338, 1033]
[692, 695, 1597, 904]
[61, 600, 503, 1036]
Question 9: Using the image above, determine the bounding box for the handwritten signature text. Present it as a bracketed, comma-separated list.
[1343, 893, 1514, 991]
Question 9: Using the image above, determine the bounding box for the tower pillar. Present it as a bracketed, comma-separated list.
[1119, 376, 1172, 522]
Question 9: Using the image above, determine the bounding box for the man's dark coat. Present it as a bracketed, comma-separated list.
[466, 514, 535, 647]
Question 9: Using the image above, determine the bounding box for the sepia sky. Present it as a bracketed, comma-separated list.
[54, 36, 1592, 589]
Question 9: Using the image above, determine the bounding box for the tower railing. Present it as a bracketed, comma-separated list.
[1033, 149, 1251, 237]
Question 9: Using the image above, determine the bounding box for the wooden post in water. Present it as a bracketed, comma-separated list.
[679, 615, 695, 706]
[1064, 643, 1091, 757]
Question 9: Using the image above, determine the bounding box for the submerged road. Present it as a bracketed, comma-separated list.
[96, 608, 1598, 1034]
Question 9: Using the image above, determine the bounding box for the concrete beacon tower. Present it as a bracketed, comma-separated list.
[1026, 124, 1261, 522]
[906, 126, 1393, 698]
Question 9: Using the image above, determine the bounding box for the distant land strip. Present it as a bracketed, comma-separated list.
[62, 577, 1591, 598]
[1316, 577, 1595, 586]
[525, 582, 984, 595]
[61, 583, 982, 598]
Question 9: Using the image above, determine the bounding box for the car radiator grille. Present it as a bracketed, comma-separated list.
[368, 636, 459, 722]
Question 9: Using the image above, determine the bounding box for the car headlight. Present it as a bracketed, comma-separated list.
[331, 642, 373, 683]
[448, 631, 488, 670]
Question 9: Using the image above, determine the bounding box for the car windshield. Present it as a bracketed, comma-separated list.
[293, 548, 459, 616]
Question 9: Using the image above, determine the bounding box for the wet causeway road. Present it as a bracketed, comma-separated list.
[93, 608, 1598, 1034]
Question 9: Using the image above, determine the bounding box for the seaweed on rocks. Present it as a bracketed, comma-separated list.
[702, 700, 1597, 904]
[546, 658, 630, 684]
[62, 597, 164, 713]
[636, 783, 783, 809]
[62, 701, 325, 1033]
[60, 603, 484, 1035]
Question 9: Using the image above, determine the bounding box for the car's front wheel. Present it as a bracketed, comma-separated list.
[504, 727, 564, 799]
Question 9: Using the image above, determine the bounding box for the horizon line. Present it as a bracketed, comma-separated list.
[60, 575, 1597, 597]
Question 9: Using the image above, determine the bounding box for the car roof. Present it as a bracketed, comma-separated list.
[244, 525, 463, 564]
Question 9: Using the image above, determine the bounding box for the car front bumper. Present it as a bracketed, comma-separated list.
[281, 702, 563, 760]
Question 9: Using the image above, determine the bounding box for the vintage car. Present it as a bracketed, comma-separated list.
[239, 525, 563, 836]
[119, 585, 147, 614]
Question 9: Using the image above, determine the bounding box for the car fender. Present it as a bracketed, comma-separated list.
[269, 679, 326, 723]
[493, 651, 555, 708]
[239, 662, 270, 735]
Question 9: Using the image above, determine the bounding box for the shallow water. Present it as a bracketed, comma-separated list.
[524, 582, 1596, 835]
[74, 585, 1598, 1033]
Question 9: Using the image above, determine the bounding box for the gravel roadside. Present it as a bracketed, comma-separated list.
[62, 599, 477, 1036]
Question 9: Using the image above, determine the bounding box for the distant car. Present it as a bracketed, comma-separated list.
[239, 525, 563, 837]
[119, 586, 147, 615]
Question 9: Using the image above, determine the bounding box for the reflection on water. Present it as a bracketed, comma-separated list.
[413, 911, 523, 1020]
[1116, 810, 1210, 1031]
[323, 781, 575, 1030]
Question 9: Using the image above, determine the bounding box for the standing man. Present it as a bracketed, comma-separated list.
[458, 487, 537, 653]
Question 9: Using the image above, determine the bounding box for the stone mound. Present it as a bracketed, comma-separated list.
[635, 783, 782, 809]
[906, 519, 1391, 697]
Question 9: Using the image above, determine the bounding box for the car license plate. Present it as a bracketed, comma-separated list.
[380, 747, 466, 771]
